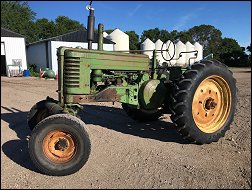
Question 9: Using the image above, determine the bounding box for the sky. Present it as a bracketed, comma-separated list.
[28, 1, 251, 48]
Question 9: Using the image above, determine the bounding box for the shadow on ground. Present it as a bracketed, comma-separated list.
[1, 104, 188, 172]
[80, 104, 187, 144]
[1, 106, 39, 173]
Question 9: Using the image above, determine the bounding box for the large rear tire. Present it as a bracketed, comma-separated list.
[28, 114, 91, 176]
[170, 61, 237, 144]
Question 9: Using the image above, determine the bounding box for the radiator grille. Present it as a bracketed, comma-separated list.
[64, 57, 80, 88]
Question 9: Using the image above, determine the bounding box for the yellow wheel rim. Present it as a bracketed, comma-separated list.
[192, 75, 232, 133]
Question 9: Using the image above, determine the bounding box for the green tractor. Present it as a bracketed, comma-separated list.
[27, 2, 237, 176]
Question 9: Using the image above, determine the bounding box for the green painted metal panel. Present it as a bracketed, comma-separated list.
[138, 79, 167, 110]
[115, 85, 139, 106]
[64, 49, 150, 71]
[101, 85, 139, 106]
[63, 57, 91, 95]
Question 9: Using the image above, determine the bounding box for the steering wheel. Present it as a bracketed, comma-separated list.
[161, 40, 176, 62]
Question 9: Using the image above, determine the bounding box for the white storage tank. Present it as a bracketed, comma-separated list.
[106, 28, 129, 52]
[141, 38, 155, 59]
[166, 40, 176, 65]
[194, 42, 203, 62]
[155, 39, 166, 65]
[103, 31, 108, 38]
[175, 40, 186, 66]
[186, 41, 195, 65]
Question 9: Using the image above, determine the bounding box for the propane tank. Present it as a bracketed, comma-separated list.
[43, 68, 55, 79]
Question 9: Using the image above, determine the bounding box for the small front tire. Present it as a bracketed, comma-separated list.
[28, 114, 91, 176]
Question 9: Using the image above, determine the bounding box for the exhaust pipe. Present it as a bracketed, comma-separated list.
[87, 2, 95, 50]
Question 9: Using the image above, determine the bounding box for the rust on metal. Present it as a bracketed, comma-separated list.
[42, 130, 76, 163]
[73, 95, 96, 103]
[73, 88, 122, 103]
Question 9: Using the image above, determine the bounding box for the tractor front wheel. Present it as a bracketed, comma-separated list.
[28, 114, 91, 176]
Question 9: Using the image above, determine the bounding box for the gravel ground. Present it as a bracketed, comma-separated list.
[1, 68, 251, 189]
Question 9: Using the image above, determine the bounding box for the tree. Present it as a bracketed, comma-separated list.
[125, 31, 139, 50]
[175, 31, 192, 43]
[247, 43, 251, 54]
[246, 43, 251, 67]
[140, 28, 161, 43]
[1, 1, 36, 43]
[187, 25, 222, 58]
[140, 28, 173, 45]
[54, 16, 84, 36]
[219, 38, 242, 53]
[219, 38, 249, 67]
[33, 18, 55, 40]
[159, 29, 171, 43]
[169, 30, 179, 41]
[104, 29, 113, 35]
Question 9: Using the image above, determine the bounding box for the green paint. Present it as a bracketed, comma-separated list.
[64, 57, 91, 95]
[57, 46, 185, 112]
[63, 103, 83, 116]
[92, 69, 103, 82]
[115, 85, 139, 106]
[138, 79, 167, 110]
[64, 49, 149, 71]
[62, 47, 150, 97]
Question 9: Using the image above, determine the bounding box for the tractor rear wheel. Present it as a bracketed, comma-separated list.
[122, 103, 163, 121]
[170, 61, 237, 144]
[28, 114, 91, 176]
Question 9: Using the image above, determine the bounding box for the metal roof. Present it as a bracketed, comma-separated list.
[1, 28, 25, 38]
[27, 28, 115, 46]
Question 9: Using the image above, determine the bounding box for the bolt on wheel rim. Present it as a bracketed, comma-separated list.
[192, 75, 232, 133]
[42, 130, 76, 163]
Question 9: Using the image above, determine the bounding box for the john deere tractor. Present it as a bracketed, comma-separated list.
[27, 2, 237, 176]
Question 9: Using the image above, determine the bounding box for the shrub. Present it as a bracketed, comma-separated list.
[28, 64, 40, 77]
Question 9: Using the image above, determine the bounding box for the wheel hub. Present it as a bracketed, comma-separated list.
[192, 75, 231, 133]
[55, 138, 68, 151]
[204, 97, 217, 111]
[43, 130, 76, 163]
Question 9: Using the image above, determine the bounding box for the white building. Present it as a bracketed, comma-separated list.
[1, 28, 27, 76]
[26, 29, 115, 73]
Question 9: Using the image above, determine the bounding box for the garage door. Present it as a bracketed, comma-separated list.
[1, 42, 5, 55]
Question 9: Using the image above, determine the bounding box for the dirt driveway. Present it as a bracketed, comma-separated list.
[1, 69, 251, 189]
